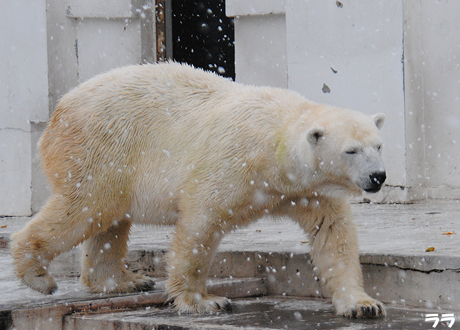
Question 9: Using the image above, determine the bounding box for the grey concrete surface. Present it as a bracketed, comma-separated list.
[65, 296, 438, 330]
[4, 278, 267, 330]
[2, 202, 460, 329]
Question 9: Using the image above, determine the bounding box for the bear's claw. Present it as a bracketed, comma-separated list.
[345, 302, 385, 319]
[133, 277, 156, 292]
[214, 300, 232, 312]
[334, 293, 386, 319]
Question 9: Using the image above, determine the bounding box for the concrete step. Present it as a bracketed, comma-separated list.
[37, 247, 460, 311]
[3, 202, 460, 329]
[64, 296, 436, 330]
[3, 277, 267, 330]
[2, 247, 460, 329]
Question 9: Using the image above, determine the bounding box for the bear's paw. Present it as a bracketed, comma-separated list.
[123, 274, 156, 293]
[173, 293, 232, 314]
[23, 273, 58, 295]
[334, 294, 386, 319]
[85, 273, 155, 294]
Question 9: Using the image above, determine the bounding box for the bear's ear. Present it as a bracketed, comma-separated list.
[307, 126, 325, 145]
[372, 113, 385, 129]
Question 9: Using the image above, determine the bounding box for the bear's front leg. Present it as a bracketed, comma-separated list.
[291, 197, 385, 318]
[166, 214, 231, 313]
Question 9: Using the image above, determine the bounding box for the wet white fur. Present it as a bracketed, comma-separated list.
[11, 63, 385, 317]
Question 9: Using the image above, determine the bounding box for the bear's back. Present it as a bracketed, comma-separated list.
[39, 63, 303, 194]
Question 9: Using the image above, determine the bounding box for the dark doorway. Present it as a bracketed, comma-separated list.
[171, 0, 235, 80]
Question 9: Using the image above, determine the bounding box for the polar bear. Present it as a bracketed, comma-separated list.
[11, 62, 386, 318]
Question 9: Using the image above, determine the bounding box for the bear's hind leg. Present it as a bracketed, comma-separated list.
[81, 219, 155, 293]
[11, 194, 88, 294]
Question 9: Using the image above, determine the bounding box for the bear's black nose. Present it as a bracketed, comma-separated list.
[370, 171, 386, 187]
[364, 171, 386, 193]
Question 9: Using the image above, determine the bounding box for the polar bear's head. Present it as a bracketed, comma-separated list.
[303, 109, 386, 196]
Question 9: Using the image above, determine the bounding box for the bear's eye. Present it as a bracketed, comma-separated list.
[346, 148, 358, 155]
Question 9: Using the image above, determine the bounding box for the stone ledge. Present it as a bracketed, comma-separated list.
[3, 278, 267, 330]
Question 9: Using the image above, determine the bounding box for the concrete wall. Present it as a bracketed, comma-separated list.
[230, 1, 287, 88]
[1, 0, 154, 216]
[227, 0, 460, 203]
[47, 0, 155, 111]
[40, 0, 155, 214]
[0, 0, 49, 216]
[404, 0, 460, 200]
[285, 0, 405, 203]
[2, 1, 460, 215]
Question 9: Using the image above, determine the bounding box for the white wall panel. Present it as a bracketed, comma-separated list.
[285, 0, 406, 197]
